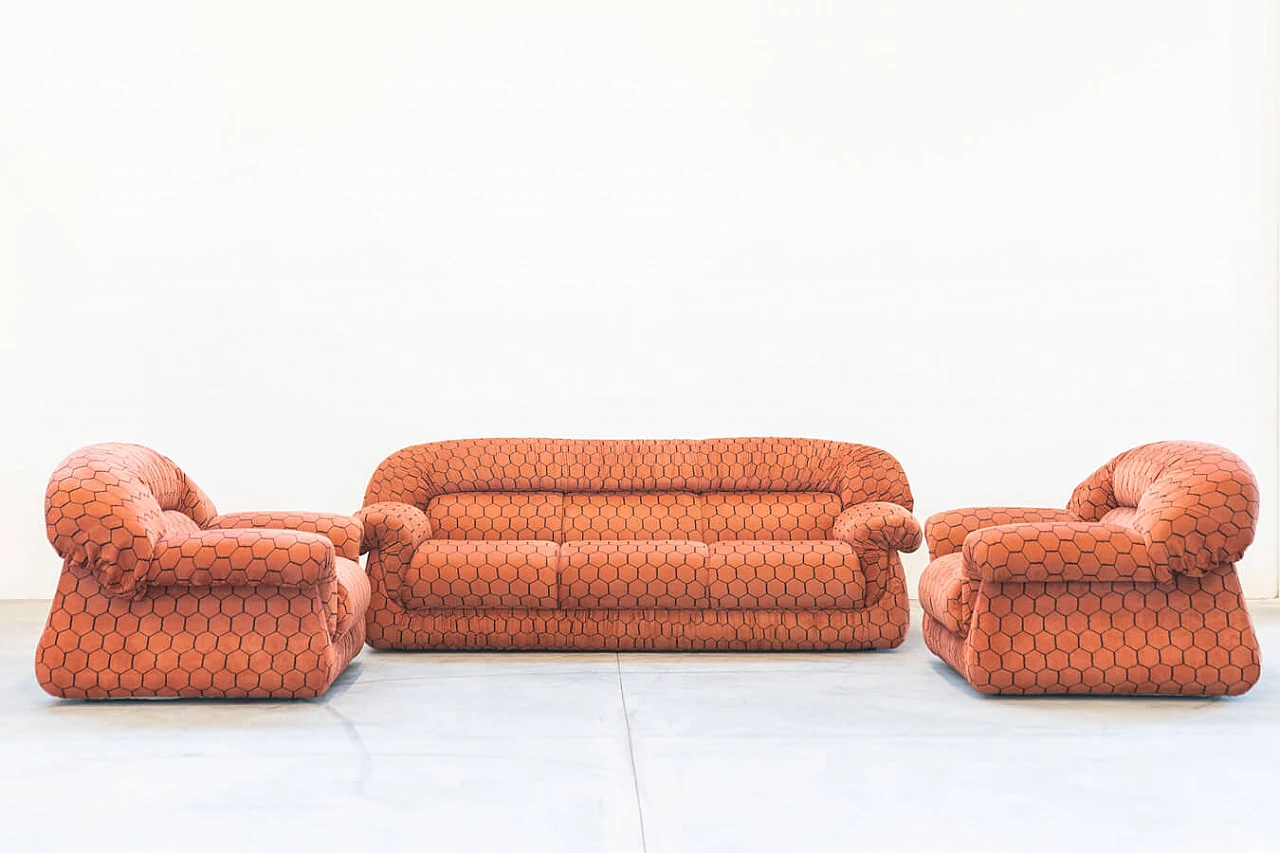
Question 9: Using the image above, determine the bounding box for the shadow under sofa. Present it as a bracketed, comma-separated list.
[355, 437, 923, 651]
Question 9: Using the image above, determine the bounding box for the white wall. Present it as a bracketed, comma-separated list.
[1, 1, 1276, 600]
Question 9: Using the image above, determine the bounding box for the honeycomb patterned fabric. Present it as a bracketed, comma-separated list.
[38, 443, 370, 699]
[917, 441, 1262, 695]
[358, 437, 921, 650]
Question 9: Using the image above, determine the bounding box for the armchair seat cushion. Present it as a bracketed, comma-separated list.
[704, 540, 863, 609]
[560, 540, 707, 609]
[918, 552, 973, 636]
[406, 540, 559, 609]
[334, 557, 371, 637]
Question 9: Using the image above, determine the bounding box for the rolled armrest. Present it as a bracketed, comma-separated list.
[962, 522, 1166, 584]
[355, 502, 430, 555]
[1139, 487, 1259, 574]
[833, 502, 923, 553]
[926, 506, 1079, 559]
[205, 511, 363, 561]
[148, 528, 338, 590]
[354, 502, 429, 601]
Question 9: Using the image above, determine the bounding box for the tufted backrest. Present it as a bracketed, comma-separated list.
[45, 443, 217, 593]
[364, 437, 912, 544]
[1067, 441, 1258, 573]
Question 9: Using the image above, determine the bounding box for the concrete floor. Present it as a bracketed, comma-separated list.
[1, 601, 1278, 853]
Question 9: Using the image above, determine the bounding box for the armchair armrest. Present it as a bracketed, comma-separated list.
[962, 522, 1166, 584]
[148, 528, 337, 590]
[833, 502, 923, 553]
[926, 506, 1079, 559]
[205, 511, 363, 561]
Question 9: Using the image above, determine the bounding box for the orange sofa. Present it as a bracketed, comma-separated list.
[919, 441, 1261, 695]
[357, 437, 922, 650]
[37, 443, 370, 699]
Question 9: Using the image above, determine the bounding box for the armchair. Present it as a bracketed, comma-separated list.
[918, 441, 1261, 695]
[37, 443, 370, 699]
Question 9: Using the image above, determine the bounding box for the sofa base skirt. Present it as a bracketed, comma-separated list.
[364, 573, 910, 651]
[366, 607, 904, 651]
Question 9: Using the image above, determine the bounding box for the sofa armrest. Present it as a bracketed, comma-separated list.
[926, 506, 1079, 559]
[354, 502, 429, 601]
[205, 511, 363, 561]
[962, 522, 1166, 584]
[833, 502, 922, 553]
[355, 502, 431, 555]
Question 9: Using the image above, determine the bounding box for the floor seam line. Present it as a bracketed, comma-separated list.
[616, 653, 649, 853]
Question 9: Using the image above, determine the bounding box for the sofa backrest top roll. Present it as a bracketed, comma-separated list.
[363, 437, 913, 511]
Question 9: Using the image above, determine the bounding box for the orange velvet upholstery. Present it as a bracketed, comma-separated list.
[918, 441, 1261, 695]
[560, 540, 706, 609]
[703, 541, 863, 610]
[405, 540, 559, 609]
[425, 492, 563, 541]
[37, 443, 369, 699]
[358, 437, 921, 650]
[561, 492, 703, 542]
[701, 492, 841, 541]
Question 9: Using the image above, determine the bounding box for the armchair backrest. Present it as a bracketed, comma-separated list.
[1067, 441, 1258, 573]
[45, 443, 217, 593]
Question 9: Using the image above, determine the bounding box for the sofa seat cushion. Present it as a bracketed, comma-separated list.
[334, 557, 371, 636]
[561, 540, 707, 609]
[406, 540, 559, 608]
[704, 541, 863, 609]
[918, 552, 974, 636]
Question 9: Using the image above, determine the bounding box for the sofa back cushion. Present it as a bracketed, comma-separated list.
[426, 492, 563, 541]
[424, 490, 842, 543]
[562, 493, 702, 542]
[701, 492, 840, 542]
